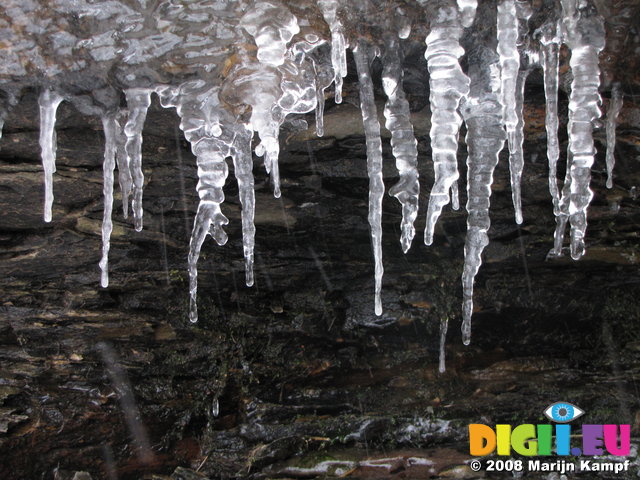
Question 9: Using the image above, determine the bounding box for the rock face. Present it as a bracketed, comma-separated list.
[1, 1, 640, 480]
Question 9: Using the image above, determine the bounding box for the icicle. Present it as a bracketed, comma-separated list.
[457, 0, 478, 28]
[381, 33, 419, 253]
[308, 46, 334, 138]
[605, 83, 623, 189]
[508, 65, 532, 216]
[354, 41, 384, 316]
[231, 125, 256, 287]
[124, 88, 152, 232]
[318, 0, 348, 104]
[99, 114, 118, 288]
[38, 89, 64, 223]
[315, 86, 326, 137]
[240, 1, 300, 67]
[188, 139, 230, 323]
[460, 45, 506, 345]
[497, 0, 525, 224]
[220, 47, 284, 198]
[438, 316, 449, 373]
[423, 2, 470, 246]
[539, 20, 562, 217]
[560, 0, 605, 260]
[115, 109, 133, 219]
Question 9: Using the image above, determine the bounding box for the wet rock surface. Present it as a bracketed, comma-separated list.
[1, 9, 640, 479]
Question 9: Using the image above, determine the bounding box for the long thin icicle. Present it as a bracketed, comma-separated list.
[460, 41, 506, 345]
[508, 65, 532, 213]
[318, 0, 347, 104]
[231, 125, 256, 287]
[124, 88, 152, 232]
[423, 1, 470, 246]
[605, 83, 623, 189]
[38, 89, 64, 223]
[381, 34, 419, 253]
[539, 20, 562, 216]
[354, 41, 384, 316]
[560, 0, 605, 260]
[99, 113, 118, 288]
[497, 0, 524, 224]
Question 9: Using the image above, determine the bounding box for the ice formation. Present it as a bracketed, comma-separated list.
[554, 0, 605, 260]
[317, 0, 348, 104]
[124, 89, 153, 232]
[605, 83, 623, 189]
[99, 114, 119, 288]
[460, 43, 506, 345]
[382, 34, 420, 253]
[38, 89, 64, 223]
[538, 19, 562, 217]
[0, 0, 619, 349]
[422, 0, 470, 247]
[354, 41, 385, 317]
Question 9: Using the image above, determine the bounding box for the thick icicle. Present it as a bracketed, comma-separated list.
[124, 89, 152, 232]
[460, 44, 506, 345]
[497, 0, 524, 224]
[539, 20, 562, 216]
[605, 83, 623, 189]
[99, 114, 118, 288]
[423, 1, 470, 246]
[381, 34, 419, 253]
[220, 47, 283, 198]
[318, 0, 347, 104]
[354, 41, 385, 316]
[157, 83, 235, 323]
[560, 0, 605, 260]
[188, 140, 230, 322]
[231, 125, 257, 287]
[38, 89, 64, 223]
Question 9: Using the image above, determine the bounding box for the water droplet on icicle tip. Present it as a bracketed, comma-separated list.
[38, 88, 64, 223]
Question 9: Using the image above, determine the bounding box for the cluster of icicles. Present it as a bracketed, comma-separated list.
[7, 0, 623, 363]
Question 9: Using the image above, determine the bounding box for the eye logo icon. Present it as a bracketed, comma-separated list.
[544, 402, 584, 423]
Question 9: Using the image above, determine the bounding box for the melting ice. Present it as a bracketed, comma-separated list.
[0, 0, 620, 355]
